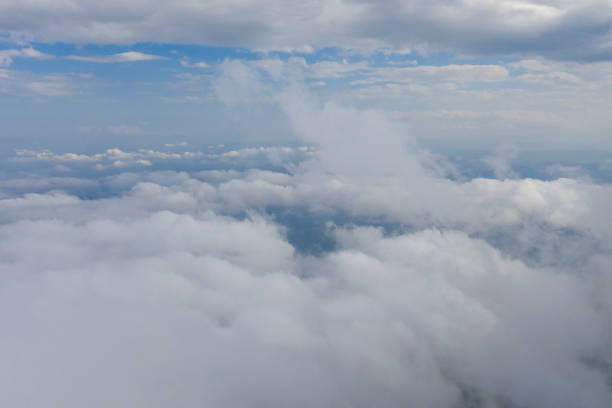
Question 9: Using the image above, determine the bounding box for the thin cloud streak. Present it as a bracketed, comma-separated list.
[66, 51, 167, 63]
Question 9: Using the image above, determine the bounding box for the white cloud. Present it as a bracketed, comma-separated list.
[0, 47, 52, 66]
[10, 145, 305, 172]
[2, 56, 612, 408]
[180, 57, 209, 68]
[25, 79, 72, 96]
[255, 44, 316, 54]
[219, 57, 603, 150]
[67, 51, 166, 63]
[0, 172, 611, 407]
[484, 144, 519, 179]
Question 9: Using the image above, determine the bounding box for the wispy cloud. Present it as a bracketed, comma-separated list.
[25, 81, 71, 96]
[0, 48, 52, 66]
[180, 57, 209, 69]
[67, 51, 166, 63]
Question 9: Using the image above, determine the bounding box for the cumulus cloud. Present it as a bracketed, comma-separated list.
[1, 59, 612, 408]
[11, 145, 307, 173]
[1, 173, 611, 408]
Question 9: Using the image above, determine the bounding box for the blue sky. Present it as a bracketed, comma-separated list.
[2, 2, 612, 158]
[3, 40, 611, 155]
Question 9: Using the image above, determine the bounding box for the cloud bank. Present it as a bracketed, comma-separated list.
[1, 63, 611, 408]
[2, 1, 612, 60]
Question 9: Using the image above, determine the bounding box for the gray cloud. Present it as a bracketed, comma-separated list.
[1, 1, 612, 60]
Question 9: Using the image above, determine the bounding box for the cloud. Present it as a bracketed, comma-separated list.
[25, 78, 73, 96]
[348, 64, 510, 86]
[67, 51, 166, 63]
[210, 56, 610, 150]
[255, 44, 316, 54]
[484, 144, 519, 179]
[1, 173, 611, 407]
[1, 1, 612, 60]
[0, 47, 52, 66]
[2, 58, 612, 408]
[10, 145, 307, 174]
[0, 70, 97, 97]
[180, 57, 209, 69]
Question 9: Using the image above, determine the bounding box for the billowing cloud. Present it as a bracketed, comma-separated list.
[1, 57, 611, 408]
[1, 170, 611, 408]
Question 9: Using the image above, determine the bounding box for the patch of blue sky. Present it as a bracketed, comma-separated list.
[4, 39, 522, 76]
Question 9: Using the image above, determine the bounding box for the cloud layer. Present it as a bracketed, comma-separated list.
[1, 169, 611, 408]
[2, 1, 612, 60]
[1, 65, 612, 407]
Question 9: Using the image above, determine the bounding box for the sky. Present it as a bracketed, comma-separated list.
[1, 2, 612, 408]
